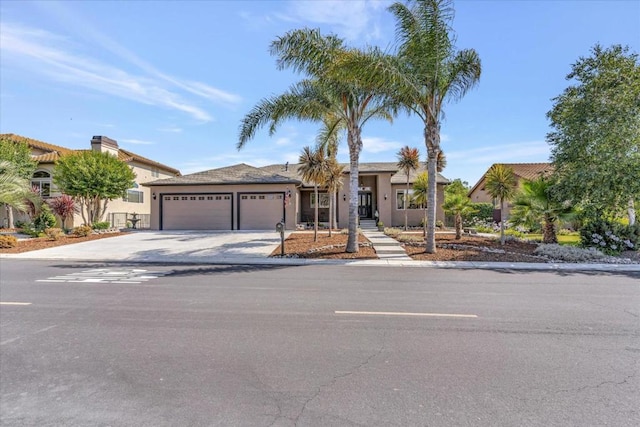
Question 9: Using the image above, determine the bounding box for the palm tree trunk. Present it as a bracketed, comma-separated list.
[346, 127, 361, 253]
[455, 213, 462, 239]
[543, 215, 557, 244]
[499, 198, 506, 246]
[332, 192, 338, 232]
[328, 191, 333, 238]
[405, 173, 409, 231]
[314, 185, 318, 242]
[7, 206, 14, 228]
[424, 120, 440, 253]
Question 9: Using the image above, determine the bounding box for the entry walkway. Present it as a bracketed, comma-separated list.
[360, 225, 413, 261]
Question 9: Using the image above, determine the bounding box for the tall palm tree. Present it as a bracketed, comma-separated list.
[511, 176, 573, 244]
[238, 29, 395, 253]
[397, 146, 420, 230]
[443, 193, 476, 239]
[298, 146, 328, 242]
[386, 0, 481, 253]
[484, 164, 517, 245]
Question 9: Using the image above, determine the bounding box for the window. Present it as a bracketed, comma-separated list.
[151, 168, 159, 178]
[310, 193, 330, 208]
[396, 190, 423, 210]
[31, 170, 52, 198]
[123, 190, 144, 203]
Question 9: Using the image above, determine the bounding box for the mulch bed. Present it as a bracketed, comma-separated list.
[271, 232, 377, 259]
[0, 232, 128, 254]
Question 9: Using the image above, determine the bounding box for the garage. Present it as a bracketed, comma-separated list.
[238, 193, 284, 230]
[161, 193, 232, 230]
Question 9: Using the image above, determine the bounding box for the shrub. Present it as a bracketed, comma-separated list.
[0, 235, 18, 248]
[20, 223, 42, 237]
[47, 195, 77, 228]
[534, 244, 607, 263]
[469, 203, 494, 222]
[14, 220, 27, 229]
[44, 228, 64, 241]
[384, 227, 402, 238]
[580, 219, 637, 255]
[396, 234, 423, 243]
[436, 220, 444, 229]
[33, 205, 57, 232]
[72, 225, 93, 237]
[92, 221, 111, 230]
[504, 229, 525, 238]
[558, 228, 578, 236]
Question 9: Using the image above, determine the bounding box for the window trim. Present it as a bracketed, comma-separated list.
[310, 193, 330, 208]
[396, 189, 423, 210]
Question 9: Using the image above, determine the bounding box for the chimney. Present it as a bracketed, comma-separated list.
[91, 135, 119, 156]
[285, 161, 289, 171]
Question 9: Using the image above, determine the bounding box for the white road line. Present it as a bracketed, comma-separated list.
[1, 325, 57, 346]
[0, 302, 32, 306]
[335, 310, 478, 318]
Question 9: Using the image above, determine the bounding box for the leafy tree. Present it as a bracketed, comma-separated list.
[443, 193, 476, 239]
[510, 177, 574, 243]
[484, 164, 517, 245]
[298, 146, 328, 242]
[548, 44, 640, 224]
[387, 0, 481, 252]
[53, 151, 135, 225]
[396, 146, 420, 230]
[0, 138, 37, 227]
[445, 178, 469, 198]
[238, 29, 395, 253]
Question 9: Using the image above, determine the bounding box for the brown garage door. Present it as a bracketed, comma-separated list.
[161, 194, 232, 230]
[238, 193, 284, 230]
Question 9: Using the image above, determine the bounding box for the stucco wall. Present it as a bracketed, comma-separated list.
[390, 183, 446, 227]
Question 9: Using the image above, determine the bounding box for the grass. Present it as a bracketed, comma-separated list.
[521, 234, 581, 245]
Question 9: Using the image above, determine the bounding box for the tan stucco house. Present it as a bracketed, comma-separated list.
[145, 162, 449, 230]
[468, 162, 553, 222]
[1, 134, 180, 228]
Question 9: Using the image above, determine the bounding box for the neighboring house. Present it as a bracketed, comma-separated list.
[145, 162, 449, 230]
[468, 162, 554, 222]
[0, 134, 180, 228]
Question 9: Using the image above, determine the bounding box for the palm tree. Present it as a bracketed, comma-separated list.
[443, 193, 476, 239]
[323, 158, 344, 237]
[397, 146, 420, 230]
[0, 160, 31, 219]
[238, 29, 395, 253]
[385, 0, 481, 252]
[511, 176, 573, 244]
[412, 171, 429, 236]
[484, 164, 517, 245]
[298, 146, 328, 242]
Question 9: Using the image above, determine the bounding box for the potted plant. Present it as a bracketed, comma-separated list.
[377, 221, 384, 231]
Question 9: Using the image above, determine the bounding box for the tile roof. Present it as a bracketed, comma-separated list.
[468, 163, 553, 195]
[0, 133, 179, 175]
[145, 163, 301, 186]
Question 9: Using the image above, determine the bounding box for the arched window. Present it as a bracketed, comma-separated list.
[31, 170, 52, 197]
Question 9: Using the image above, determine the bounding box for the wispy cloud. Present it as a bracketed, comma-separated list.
[0, 18, 241, 122]
[158, 126, 183, 133]
[121, 138, 154, 145]
[362, 136, 403, 153]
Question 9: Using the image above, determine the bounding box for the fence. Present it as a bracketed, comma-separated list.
[110, 213, 150, 229]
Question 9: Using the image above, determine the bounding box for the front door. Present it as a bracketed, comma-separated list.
[358, 192, 372, 218]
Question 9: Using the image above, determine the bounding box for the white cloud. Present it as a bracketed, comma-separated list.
[362, 136, 403, 153]
[158, 127, 183, 133]
[121, 138, 154, 145]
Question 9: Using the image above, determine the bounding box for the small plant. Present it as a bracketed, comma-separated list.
[436, 220, 444, 229]
[0, 235, 18, 248]
[534, 244, 607, 262]
[14, 220, 27, 229]
[504, 229, 525, 238]
[47, 195, 77, 229]
[72, 225, 93, 237]
[33, 205, 57, 232]
[92, 221, 111, 230]
[396, 234, 424, 243]
[44, 228, 64, 241]
[580, 219, 637, 255]
[384, 227, 402, 238]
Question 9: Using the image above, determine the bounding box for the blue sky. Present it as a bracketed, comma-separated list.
[1, 0, 638, 186]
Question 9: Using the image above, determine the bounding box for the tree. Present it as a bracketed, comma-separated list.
[548, 44, 640, 224]
[484, 164, 517, 245]
[0, 138, 37, 227]
[53, 151, 135, 225]
[0, 160, 32, 222]
[298, 146, 328, 242]
[387, 0, 481, 252]
[443, 193, 476, 239]
[324, 158, 344, 237]
[396, 146, 420, 230]
[510, 177, 574, 244]
[48, 195, 77, 230]
[238, 29, 395, 253]
[412, 172, 429, 236]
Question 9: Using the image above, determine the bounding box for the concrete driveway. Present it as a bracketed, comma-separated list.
[2, 230, 290, 263]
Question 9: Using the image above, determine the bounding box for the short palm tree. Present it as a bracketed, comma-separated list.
[412, 172, 429, 236]
[323, 158, 344, 237]
[386, 0, 482, 253]
[238, 29, 395, 253]
[484, 164, 517, 245]
[443, 193, 476, 239]
[0, 160, 31, 218]
[397, 146, 420, 230]
[511, 176, 573, 244]
[298, 146, 328, 242]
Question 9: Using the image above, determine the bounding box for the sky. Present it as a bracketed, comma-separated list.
[1, 0, 638, 186]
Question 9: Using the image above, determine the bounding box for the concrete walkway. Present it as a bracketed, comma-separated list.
[360, 229, 412, 261]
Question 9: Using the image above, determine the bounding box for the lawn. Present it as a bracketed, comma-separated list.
[521, 234, 581, 245]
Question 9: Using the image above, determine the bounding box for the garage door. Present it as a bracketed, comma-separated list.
[239, 193, 284, 230]
[162, 194, 232, 230]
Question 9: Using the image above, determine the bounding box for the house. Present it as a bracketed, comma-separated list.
[145, 162, 450, 230]
[0, 134, 180, 228]
[468, 162, 554, 222]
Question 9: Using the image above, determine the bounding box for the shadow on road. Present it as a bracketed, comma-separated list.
[487, 268, 640, 280]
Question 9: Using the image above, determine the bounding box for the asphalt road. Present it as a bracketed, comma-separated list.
[1, 260, 638, 426]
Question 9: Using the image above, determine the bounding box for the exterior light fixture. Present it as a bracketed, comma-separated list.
[384, 193, 388, 200]
[152, 193, 157, 200]
[343, 194, 346, 201]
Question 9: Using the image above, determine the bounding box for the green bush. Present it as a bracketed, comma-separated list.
[44, 228, 64, 241]
[469, 203, 494, 222]
[0, 235, 18, 248]
[580, 219, 637, 254]
[72, 225, 93, 237]
[33, 205, 57, 232]
[92, 221, 111, 230]
[504, 229, 525, 238]
[13, 220, 27, 229]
